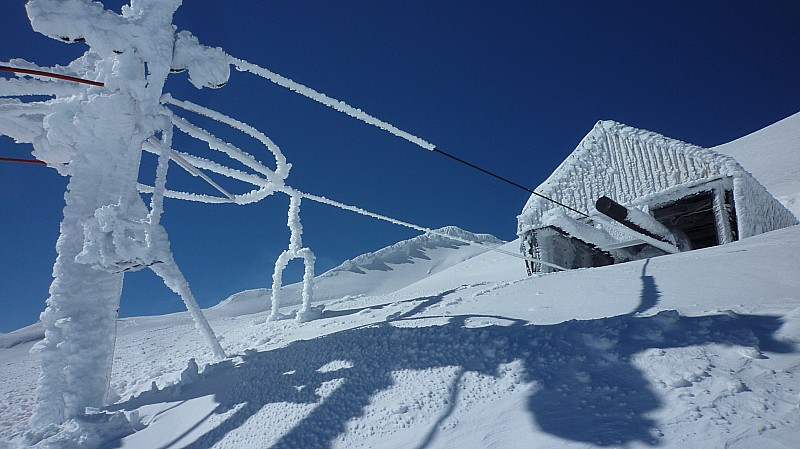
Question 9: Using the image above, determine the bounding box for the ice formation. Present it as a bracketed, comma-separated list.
[231, 57, 437, 151]
[0, 0, 565, 438]
[518, 120, 798, 273]
[269, 194, 317, 322]
[0, 0, 231, 428]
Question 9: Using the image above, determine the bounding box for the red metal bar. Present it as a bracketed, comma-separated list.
[0, 65, 104, 87]
[0, 156, 47, 165]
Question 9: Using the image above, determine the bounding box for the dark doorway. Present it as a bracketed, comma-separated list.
[651, 192, 721, 249]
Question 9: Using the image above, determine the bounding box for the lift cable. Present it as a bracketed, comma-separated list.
[431, 147, 589, 217]
[229, 56, 591, 218]
[0, 152, 567, 270]
[2, 59, 591, 218]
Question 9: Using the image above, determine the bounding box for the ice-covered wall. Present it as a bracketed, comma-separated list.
[517, 120, 797, 240]
[733, 175, 798, 238]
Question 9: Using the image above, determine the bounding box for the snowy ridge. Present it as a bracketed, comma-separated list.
[0, 324, 44, 350]
[211, 226, 503, 317]
[333, 225, 502, 274]
[0, 226, 503, 344]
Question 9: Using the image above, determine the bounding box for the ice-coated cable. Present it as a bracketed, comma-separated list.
[148, 126, 173, 226]
[279, 185, 567, 271]
[161, 94, 290, 179]
[229, 56, 436, 151]
[0, 78, 83, 97]
[156, 97, 567, 270]
[0, 156, 46, 165]
[143, 137, 237, 201]
[228, 56, 589, 217]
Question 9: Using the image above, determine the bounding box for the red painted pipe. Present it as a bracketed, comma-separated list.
[0, 65, 104, 87]
[0, 156, 46, 165]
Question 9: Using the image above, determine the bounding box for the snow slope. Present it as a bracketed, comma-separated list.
[2, 224, 798, 449]
[209, 226, 502, 318]
[712, 111, 800, 218]
[1, 114, 799, 448]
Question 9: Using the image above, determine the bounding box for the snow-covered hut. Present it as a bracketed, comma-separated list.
[517, 120, 798, 273]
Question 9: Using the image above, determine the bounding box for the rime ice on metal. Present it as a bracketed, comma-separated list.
[269, 194, 318, 323]
[1, 0, 568, 439]
[0, 0, 229, 428]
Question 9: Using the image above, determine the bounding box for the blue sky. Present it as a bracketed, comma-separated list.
[1, 1, 798, 332]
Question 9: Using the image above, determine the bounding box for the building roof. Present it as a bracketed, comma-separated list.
[518, 120, 796, 238]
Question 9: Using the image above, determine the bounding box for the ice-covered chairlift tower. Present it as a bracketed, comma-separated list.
[517, 120, 798, 274]
[1, 0, 600, 430]
[0, 0, 305, 427]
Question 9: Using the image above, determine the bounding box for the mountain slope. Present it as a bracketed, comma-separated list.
[712, 111, 800, 217]
[1, 113, 799, 448]
[3, 224, 797, 449]
[208, 226, 502, 317]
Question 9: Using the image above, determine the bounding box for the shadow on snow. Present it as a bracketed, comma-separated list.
[633, 259, 661, 315]
[108, 276, 794, 448]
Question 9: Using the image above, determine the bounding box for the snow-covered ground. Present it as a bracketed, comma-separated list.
[1, 113, 798, 448]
